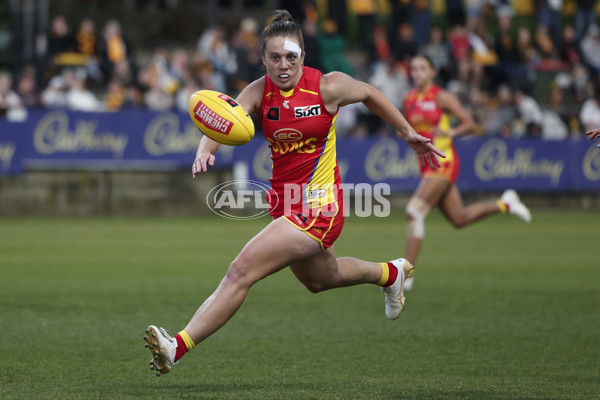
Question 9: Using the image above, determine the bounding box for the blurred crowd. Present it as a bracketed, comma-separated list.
[1, 0, 600, 141]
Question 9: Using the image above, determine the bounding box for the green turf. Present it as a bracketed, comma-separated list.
[1, 210, 599, 399]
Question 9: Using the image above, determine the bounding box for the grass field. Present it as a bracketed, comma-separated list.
[1, 210, 599, 399]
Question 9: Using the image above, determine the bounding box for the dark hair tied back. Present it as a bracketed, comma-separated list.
[260, 9, 305, 57]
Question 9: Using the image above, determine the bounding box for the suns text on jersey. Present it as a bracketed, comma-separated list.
[266, 137, 317, 155]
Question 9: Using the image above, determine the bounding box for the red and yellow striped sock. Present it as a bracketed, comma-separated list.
[174, 330, 195, 362]
[377, 262, 398, 287]
[497, 199, 509, 213]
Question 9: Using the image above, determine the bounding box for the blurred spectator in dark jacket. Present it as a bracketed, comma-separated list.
[535, 0, 562, 47]
[392, 23, 418, 65]
[47, 15, 77, 60]
[412, 0, 432, 50]
[301, 2, 321, 69]
[389, 0, 411, 51]
[231, 18, 263, 93]
[350, 0, 377, 56]
[446, 0, 466, 27]
[560, 25, 581, 64]
[575, 0, 598, 41]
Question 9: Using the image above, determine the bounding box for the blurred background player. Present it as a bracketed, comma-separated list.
[402, 55, 532, 290]
[144, 10, 445, 376]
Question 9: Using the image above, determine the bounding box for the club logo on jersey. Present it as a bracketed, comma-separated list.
[273, 128, 303, 142]
[418, 100, 437, 111]
[294, 104, 321, 118]
[217, 93, 239, 108]
[266, 107, 280, 121]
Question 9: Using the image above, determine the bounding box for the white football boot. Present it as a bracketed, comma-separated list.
[501, 189, 531, 223]
[381, 258, 414, 320]
[144, 325, 178, 376]
[403, 276, 414, 291]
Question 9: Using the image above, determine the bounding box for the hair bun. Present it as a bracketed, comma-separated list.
[271, 9, 294, 23]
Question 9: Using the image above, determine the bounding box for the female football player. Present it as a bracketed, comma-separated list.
[401, 55, 531, 290]
[144, 10, 445, 376]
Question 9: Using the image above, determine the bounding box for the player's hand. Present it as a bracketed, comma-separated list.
[405, 132, 446, 169]
[585, 128, 600, 141]
[192, 152, 215, 178]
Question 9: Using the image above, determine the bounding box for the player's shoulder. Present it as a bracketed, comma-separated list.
[319, 71, 353, 97]
[237, 76, 266, 114]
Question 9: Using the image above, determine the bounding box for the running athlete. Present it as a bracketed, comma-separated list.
[144, 10, 445, 376]
[401, 55, 531, 290]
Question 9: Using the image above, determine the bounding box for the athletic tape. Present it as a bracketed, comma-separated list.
[284, 39, 302, 57]
[406, 197, 431, 239]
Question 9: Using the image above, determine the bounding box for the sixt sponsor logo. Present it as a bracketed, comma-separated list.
[294, 104, 321, 118]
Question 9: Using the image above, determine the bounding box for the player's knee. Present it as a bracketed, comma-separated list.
[225, 258, 253, 288]
[406, 197, 430, 239]
[448, 214, 468, 229]
[302, 280, 328, 293]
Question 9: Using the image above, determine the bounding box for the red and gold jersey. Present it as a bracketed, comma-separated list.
[403, 84, 460, 183]
[258, 66, 341, 213]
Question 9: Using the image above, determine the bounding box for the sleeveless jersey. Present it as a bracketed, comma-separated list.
[403, 84, 460, 182]
[403, 85, 456, 152]
[258, 66, 341, 212]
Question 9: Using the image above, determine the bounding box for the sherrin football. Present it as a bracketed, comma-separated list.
[188, 90, 255, 146]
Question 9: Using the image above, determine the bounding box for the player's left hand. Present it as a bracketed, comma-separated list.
[405, 132, 446, 169]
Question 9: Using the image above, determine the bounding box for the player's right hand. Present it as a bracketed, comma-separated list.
[192, 152, 215, 178]
[585, 128, 600, 141]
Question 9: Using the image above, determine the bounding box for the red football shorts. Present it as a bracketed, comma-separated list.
[267, 188, 344, 250]
[420, 141, 460, 183]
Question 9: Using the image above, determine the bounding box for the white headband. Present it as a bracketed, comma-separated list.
[284, 39, 302, 57]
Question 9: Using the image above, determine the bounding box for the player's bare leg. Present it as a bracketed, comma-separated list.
[184, 217, 322, 343]
[145, 217, 322, 376]
[290, 247, 381, 291]
[438, 185, 502, 229]
[405, 177, 450, 266]
[291, 248, 414, 319]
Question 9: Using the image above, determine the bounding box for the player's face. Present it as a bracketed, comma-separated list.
[410, 57, 434, 88]
[263, 36, 304, 91]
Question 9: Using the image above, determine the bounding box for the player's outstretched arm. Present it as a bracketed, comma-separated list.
[192, 136, 220, 178]
[321, 71, 445, 168]
[192, 78, 264, 178]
